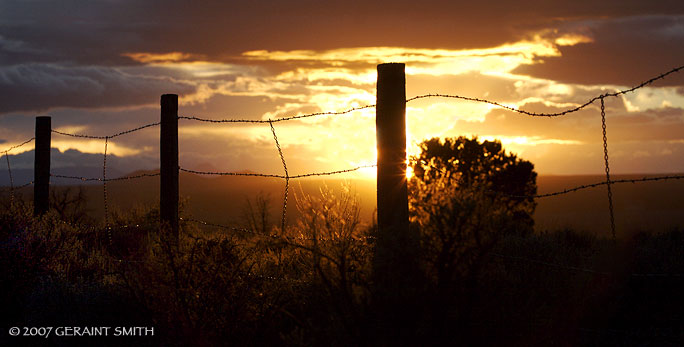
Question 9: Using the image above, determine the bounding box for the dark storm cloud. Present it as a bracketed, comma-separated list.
[2, 0, 683, 66]
[514, 15, 684, 86]
[0, 63, 196, 113]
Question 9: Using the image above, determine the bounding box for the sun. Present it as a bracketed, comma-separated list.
[406, 165, 414, 179]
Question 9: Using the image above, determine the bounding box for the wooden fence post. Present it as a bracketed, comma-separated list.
[160, 94, 179, 244]
[376, 63, 410, 239]
[34, 116, 51, 216]
[373, 63, 418, 307]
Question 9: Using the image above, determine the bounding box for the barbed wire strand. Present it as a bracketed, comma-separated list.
[179, 167, 284, 178]
[600, 97, 616, 240]
[1, 137, 35, 153]
[51, 122, 160, 139]
[50, 172, 161, 182]
[493, 174, 684, 199]
[270, 120, 289, 233]
[179, 104, 375, 124]
[428, 160, 684, 199]
[406, 65, 683, 117]
[15, 181, 33, 190]
[179, 165, 376, 179]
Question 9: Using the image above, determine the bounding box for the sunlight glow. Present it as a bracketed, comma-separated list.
[113, 32, 682, 176]
[123, 52, 196, 63]
[244, 37, 564, 77]
[406, 165, 414, 180]
[52, 140, 142, 156]
[554, 34, 594, 46]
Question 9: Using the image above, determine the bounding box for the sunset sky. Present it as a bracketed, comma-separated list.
[1, 0, 684, 181]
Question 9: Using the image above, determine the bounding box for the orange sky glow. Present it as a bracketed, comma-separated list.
[99, 34, 684, 178]
[2, 9, 683, 180]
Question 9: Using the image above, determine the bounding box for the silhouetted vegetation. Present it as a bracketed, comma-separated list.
[1, 139, 682, 346]
[411, 136, 537, 235]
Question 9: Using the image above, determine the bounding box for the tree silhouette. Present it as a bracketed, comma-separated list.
[408, 136, 538, 308]
[410, 136, 537, 235]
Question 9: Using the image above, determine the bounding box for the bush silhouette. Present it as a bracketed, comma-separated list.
[410, 136, 537, 236]
[407, 136, 538, 340]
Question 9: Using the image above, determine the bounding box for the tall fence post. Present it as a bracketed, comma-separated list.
[375, 62, 412, 262]
[160, 94, 179, 244]
[373, 63, 419, 338]
[34, 116, 51, 216]
[375, 63, 410, 237]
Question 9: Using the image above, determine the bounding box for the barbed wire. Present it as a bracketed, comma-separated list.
[495, 175, 684, 199]
[269, 120, 290, 232]
[14, 181, 33, 190]
[179, 167, 283, 178]
[51, 122, 160, 139]
[406, 65, 683, 117]
[179, 165, 376, 179]
[1, 137, 35, 153]
[50, 172, 160, 182]
[423, 163, 684, 199]
[178, 104, 375, 124]
[600, 97, 616, 239]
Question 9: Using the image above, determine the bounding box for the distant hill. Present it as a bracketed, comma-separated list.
[535, 174, 684, 237]
[3, 172, 683, 238]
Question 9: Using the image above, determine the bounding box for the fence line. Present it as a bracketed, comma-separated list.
[1, 64, 683, 242]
